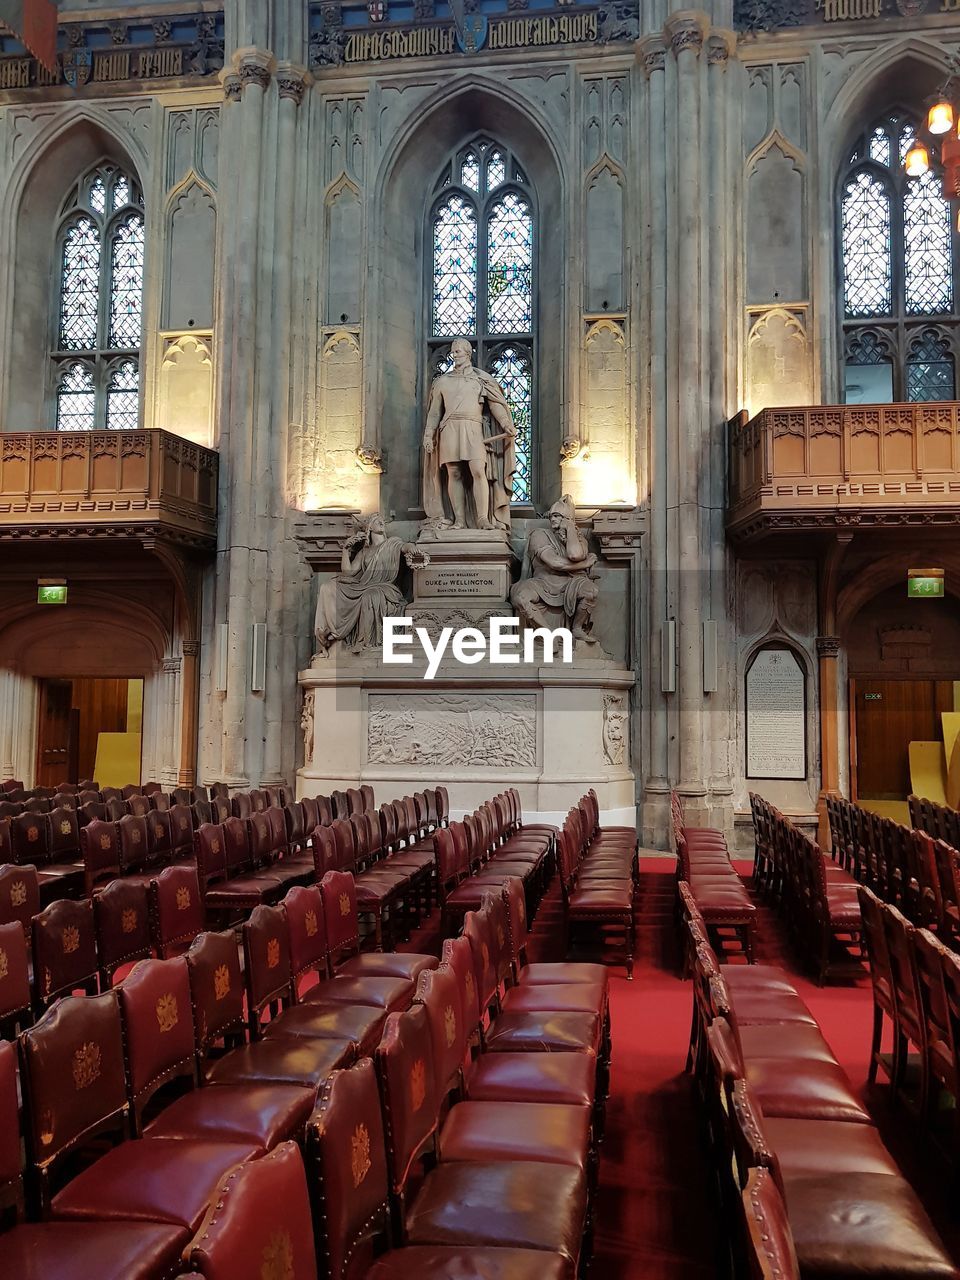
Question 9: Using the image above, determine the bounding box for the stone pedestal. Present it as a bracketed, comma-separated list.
[298, 646, 636, 824]
[408, 527, 514, 632]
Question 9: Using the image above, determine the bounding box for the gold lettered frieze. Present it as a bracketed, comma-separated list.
[344, 10, 599, 62]
[738, 0, 960, 29]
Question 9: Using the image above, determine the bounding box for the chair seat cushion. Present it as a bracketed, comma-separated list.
[438, 1101, 591, 1170]
[364, 1246, 572, 1280]
[568, 887, 632, 914]
[51, 1138, 258, 1232]
[520, 962, 609, 990]
[205, 1035, 354, 1088]
[144, 1082, 314, 1150]
[726, 990, 817, 1026]
[744, 1058, 872, 1124]
[723, 965, 798, 997]
[306, 972, 413, 1011]
[205, 878, 276, 907]
[2, 1221, 190, 1280]
[738, 1023, 837, 1063]
[265, 1001, 387, 1055]
[785, 1173, 957, 1277]
[382, 850, 435, 870]
[336, 951, 440, 982]
[766, 1117, 900, 1180]
[485, 1010, 601, 1055]
[407, 1160, 587, 1268]
[354, 876, 409, 905]
[466, 1051, 595, 1108]
[501, 982, 606, 1016]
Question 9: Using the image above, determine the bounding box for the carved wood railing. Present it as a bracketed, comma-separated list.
[727, 403, 960, 541]
[0, 430, 218, 547]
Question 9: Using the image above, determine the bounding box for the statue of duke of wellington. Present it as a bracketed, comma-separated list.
[422, 338, 517, 531]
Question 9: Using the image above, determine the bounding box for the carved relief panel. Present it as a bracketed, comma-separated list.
[367, 693, 538, 769]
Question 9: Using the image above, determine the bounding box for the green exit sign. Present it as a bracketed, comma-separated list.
[908, 575, 944, 599]
[37, 584, 67, 605]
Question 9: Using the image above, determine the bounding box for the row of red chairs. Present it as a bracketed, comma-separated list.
[827, 794, 960, 943]
[679, 883, 958, 1279]
[673, 789, 756, 963]
[750, 794, 863, 983]
[859, 884, 960, 1137]
[557, 792, 637, 979]
[909, 793, 960, 854]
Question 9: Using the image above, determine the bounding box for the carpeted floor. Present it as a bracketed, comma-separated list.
[514, 856, 960, 1280]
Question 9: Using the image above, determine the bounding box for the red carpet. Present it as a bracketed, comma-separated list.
[519, 857, 960, 1279]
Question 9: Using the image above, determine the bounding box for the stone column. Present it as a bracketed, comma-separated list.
[179, 642, 201, 786]
[262, 63, 309, 788]
[816, 635, 842, 847]
[665, 11, 709, 803]
[0, 668, 16, 781]
[161, 657, 181, 788]
[638, 34, 671, 843]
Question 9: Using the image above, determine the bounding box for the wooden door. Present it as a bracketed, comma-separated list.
[36, 679, 77, 788]
[852, 678, 954, 800]
[70, 677, 130, 783]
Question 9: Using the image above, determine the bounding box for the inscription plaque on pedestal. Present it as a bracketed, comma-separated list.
[746, 647, 806, 780]
[414, 564, 509, 600]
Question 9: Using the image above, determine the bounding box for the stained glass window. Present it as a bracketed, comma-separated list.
[840, 110, 959, 404]
[53, 162, 144, 431]
[428, 137, 536, 502]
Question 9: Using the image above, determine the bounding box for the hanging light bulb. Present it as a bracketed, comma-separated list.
[928, 100, 954, 135]
[905, 141, 931, 177]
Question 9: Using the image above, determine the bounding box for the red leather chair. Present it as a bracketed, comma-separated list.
[300, 795, 320, 836]
[11, 811, 83, 900]
[181, 1141, 317, 1279]
[881, 899, 927, 1105]
[32, 897, 99, 1011]
[0, 919, 31, 1036]
[19, 990, 256, 1228]
[125, 793, 152, 818]
[118, 955, 198, 1134]
[93, 879, 153, 986]
[0, 862, 39, 944]
[374, 1013, 588, 1272]
[168, 804, 196, 860]
[316, 871, 420, 1006]
[150, 865, 205, 959]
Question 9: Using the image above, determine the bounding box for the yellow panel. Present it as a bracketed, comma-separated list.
[94, 732, 142, 789]
[945, 712, 960, 809]
[126, 679, 143, 735]
[909, 740, 948, 805]
[857, 799, 911, 825]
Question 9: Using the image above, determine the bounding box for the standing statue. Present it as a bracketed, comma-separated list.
[422, 338, 517, 531]
[314, 514, 426, 656]
[300, 690, 315, 764]
[511, 495, 599, 643]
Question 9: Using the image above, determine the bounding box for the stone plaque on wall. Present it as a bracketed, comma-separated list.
[746, 647, 806, 779]
[414, 565, 508, 600]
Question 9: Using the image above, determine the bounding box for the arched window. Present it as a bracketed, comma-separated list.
[428, 138, 536, 503]
[53, 162, 145, 431]
[840, 110, 958, 403]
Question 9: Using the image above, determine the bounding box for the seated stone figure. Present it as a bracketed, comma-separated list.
[314, 514, 421, 655]
[511, 495, 599, 643]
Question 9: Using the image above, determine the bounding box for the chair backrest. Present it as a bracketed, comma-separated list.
[169, 803, 195, 856]
[243, 904, 293, 1035]
[126, 793, 151, 818]
[265, 805, 288, 857]
[150, 791, 172, 812]
[194, 822, 227, 891]
[301, 795, 320, 835]
[441, 934, 480, 1034]
[285, 884, 328, 985]
[379, 803, 397, 853]
[10, 812, 49, 866]
[146, 808, 173, 865]
[19, 991, 129, 1209]
[346, 787, 364, 817]
[47, 805, 81, 861]
[349, 813, 369, 864]
[185, 929, 245, 1056]
[913, 928, 958, 1088]
[0, 918, 31, 1028]
[32, 897, 98, 1007]
[232, 792, 253, 820]
[209, 782, 230, 800]
[94, 879, 153, 984]
[435, 785, 450, 826]
[223, 816, 251, 874]
[321, 870, 360, 959]
[316, 794, 335, 828]
[117, 813, 148, 873]
[857, 885, 895, 1003]
[52, 792, 78, 811]
[263, 785, 286, 810]
[247, 811, 272, 866]
[193, 798, 215, 828]
[185, 1141, 318, 1280]
[119, 956, 196, 1130]
[414, 963, 466, 1100]
[100, 787, 123, 803]
[191, 786, 210, 805]
[374, 1004, 437, 1197]
[171, 787, 192, 807]
[249, 789, 268, 814]
[480, 890, 512, 987]
[312, 825, 339, 880]
[741, 1167, 800, 1280]
[331, 818, 356, 871]
[121, 784, 143, 800]
[433, 828, 459, 894]
[360, 783, 375, 813]
[0, 862, 39, 941]
[880, 900, 924, 1038]
[151, 865, 205, 958]
[306, 1059, 390, 1280]
[0, 1039, 22, 1216]
[284, 802, 305, 850]
[463, 908, 498, 1016]
[331, 789, 350, 820]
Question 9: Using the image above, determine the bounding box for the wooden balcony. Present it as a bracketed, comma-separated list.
[0, 430, 218, 549]
[727, 403, 960, 543]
